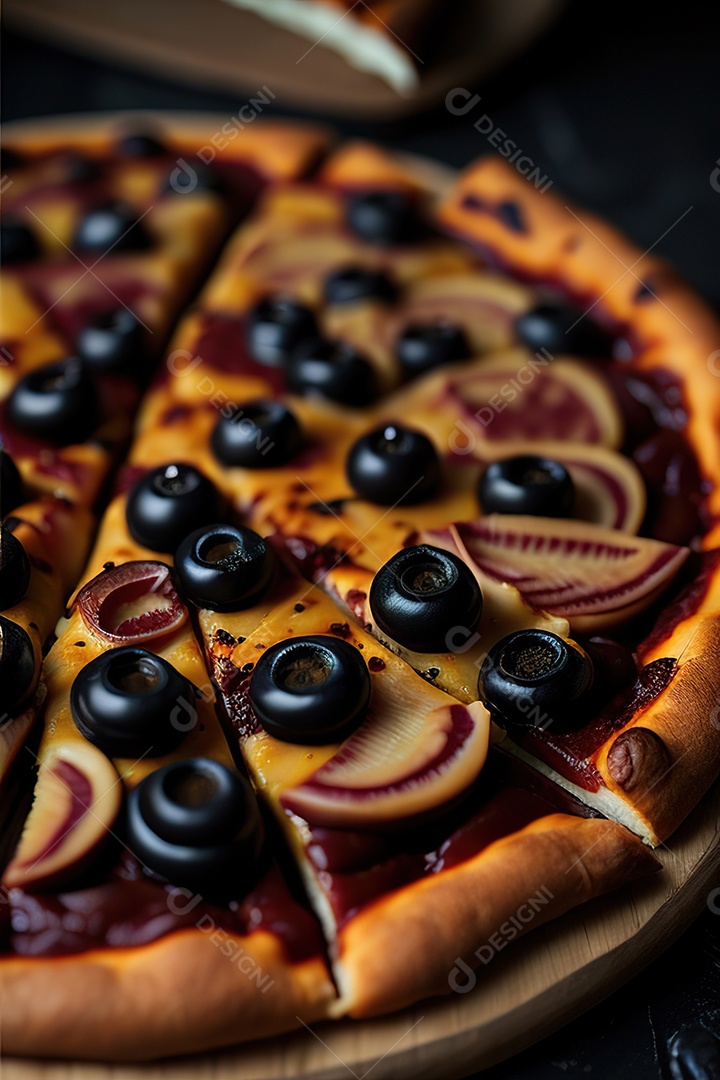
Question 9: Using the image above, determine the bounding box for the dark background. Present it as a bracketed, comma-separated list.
[3, 2, 720, 1076]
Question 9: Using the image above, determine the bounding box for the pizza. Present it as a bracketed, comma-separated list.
[0, 118, 718, 1062]
[0, 118, 325, 803]
[223, 0, 440, 95]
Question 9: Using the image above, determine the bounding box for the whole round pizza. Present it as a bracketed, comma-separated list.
[1, 116, 719, 1063]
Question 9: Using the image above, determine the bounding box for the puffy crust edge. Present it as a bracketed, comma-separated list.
[334, 813, 658, 1017]
[0, 927, 337, 1061]
[3, 118, 330, 182]
[438, 157, 720, 842]
[438, 156, 720, 539]
[594, 614, 720, 843]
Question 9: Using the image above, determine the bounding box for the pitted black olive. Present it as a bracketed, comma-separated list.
[126, 758, 264, 891]
[250, 635, 371, 744]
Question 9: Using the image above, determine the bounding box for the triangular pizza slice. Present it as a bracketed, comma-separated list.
[1, 551, 336, 1059]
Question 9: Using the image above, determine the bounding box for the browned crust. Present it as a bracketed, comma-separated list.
[4, 118, 330, 182]
[317, 139, 429, 190]
[0, 141, 701, 1057]
[438, 158, 720, 842]
[0, 928, 336, 1061]
[336, 813, 658, 1017]
[438, 157, 720, 540]
[594, 615, 720, 843]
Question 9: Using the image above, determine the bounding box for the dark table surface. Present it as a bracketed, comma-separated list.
[3, 3, 720, 1076]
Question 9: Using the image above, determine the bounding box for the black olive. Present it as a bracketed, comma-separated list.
[396, 322, 470, 377]
[245, 297, 317, 367]
[62, 153, 102, 183]
[125, 464, 222, 552]
[0, 452, 25, 515]
[211, 400, 303, 469]
[0, 528, 30, 610]
[70, 646, 197, 757]
[116, 133, 166, 158]
[175, 524, 274, 612]
[0, 615, 36, 712]
[73, 201, 152, 254]
[347, 190, 423, 245]
[515, 303, 614, 359]
[250, 635, 371, 744]
[125, 758, 264, 891]
[0, 147, 24, 172]
[477, 629, 593, 730]
[478, 454, 575, 517]
[1, 218, 40, 264]
[323, 266, 397, 305]
[346, 423, 441, 505]
[7, 358, 99, 444]
[369, 545, 483, 654]
[286, 337, 379, 407]
[76, 309, 148, 377]
[162, 161, 225, 196]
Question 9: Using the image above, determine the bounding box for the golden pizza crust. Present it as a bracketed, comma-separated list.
[438, 157, 720, 537]
[4, 119, 329, 183]
[0, 928, 336, 1060]
[438, 157, 720, 843]
[594, 615, 720, 843]
[0, 135, 710, 1060]
[318, 139, 429, 190]
[335, 813, 658, 1017]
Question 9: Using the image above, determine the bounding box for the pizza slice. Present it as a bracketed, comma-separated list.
[0, 120, 330, 773]
[1, 120, 326, 355]
[91, 167, 715, 849]
[201, 156, 719, 849]
[183, 543, 657, 1017]
[223, 0, 441, 95]
[0, 554, 336, 1059]
[0, 496, 94, 786]
[152, 139, 527, 424]
[0, 255, 142, 786]
[131, 147, 720, 849]
[410, 157, 720, 846]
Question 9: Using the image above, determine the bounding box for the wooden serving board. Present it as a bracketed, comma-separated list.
[3, 788, 719, 1079]
[2, 112, 719, 1078]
